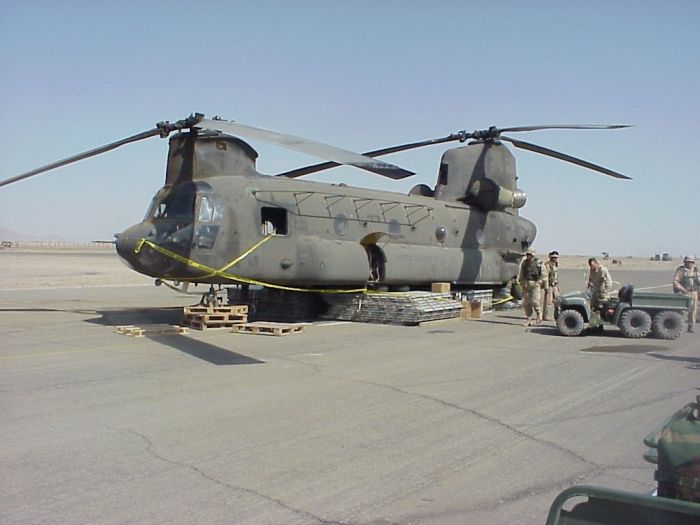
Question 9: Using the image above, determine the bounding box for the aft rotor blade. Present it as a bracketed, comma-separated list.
[0, 127, 162, 188]
[277, 133, 467, 178]
[496, 124, 632, 134]
[196, 118, 414, 179]
[500, 135, 632, 180]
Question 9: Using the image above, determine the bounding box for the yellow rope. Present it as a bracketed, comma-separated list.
[134, 237, 367, 293]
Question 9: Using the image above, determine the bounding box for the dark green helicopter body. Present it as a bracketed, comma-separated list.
[116, 131, 535, 290]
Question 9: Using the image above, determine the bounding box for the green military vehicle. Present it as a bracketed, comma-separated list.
[546, 397, 700, 524]
[556, 285, 689, 339]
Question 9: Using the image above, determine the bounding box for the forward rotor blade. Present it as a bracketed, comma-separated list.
[500, 135, 632, 180]
[277, 133, 467, 178]
[0, 127, 162, 188]
[197, 118, 414, 180]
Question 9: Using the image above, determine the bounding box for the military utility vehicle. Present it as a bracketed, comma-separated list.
[546, 396, 700, 524]
[556, 285, 689, 339]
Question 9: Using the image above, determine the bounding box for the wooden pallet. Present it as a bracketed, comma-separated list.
[183, 305, 248, 316]
[115, 324, 189, 337]
[182, 305, 248, 330]
[231, 322, 305, 336]
[182, 318, 246, 330]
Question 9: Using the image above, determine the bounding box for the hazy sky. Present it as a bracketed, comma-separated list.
[1, 1, 698, 257]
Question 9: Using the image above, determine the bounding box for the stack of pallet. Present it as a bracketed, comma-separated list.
[182, 305, 248, 330]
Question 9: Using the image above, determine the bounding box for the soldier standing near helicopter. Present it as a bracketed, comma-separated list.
[519, 248, 543, 326]
[673, 255, 699, 333]
[541, 250, 559, 321]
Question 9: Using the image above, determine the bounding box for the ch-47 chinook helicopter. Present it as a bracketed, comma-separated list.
[0, 113, 631, 298]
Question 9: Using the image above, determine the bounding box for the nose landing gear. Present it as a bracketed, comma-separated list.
[200, 285, 227, 308]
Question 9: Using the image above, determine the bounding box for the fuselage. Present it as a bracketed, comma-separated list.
[115, 173, 536, 289]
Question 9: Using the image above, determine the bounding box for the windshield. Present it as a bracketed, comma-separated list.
[149, 183, 197, 220]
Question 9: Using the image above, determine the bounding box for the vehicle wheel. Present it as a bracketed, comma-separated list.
[557, 309, 585, 336]
[618, 309, 652, 338]
[651, 311, 684, 340]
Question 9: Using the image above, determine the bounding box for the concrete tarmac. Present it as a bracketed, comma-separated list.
[1, 266, 698, 524]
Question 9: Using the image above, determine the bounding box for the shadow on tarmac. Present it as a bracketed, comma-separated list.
[86, 307, 264, 366]
[146, 334, 264, 366]
[646, 352, 700, 367]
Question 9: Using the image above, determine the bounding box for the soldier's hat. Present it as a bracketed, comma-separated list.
[525, 248, 536, 255]
[684, 255, 696, 263]
[548, 251, 559, 258]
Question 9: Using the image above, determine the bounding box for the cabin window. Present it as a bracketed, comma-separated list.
[388, 219, 401, 238]
[261, 207, 288, 235]
[333, 214, 349, 236]
[435, 225, 447, 243]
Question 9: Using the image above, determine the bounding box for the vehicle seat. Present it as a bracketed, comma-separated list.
[618, 284, 634, 303]
[546, 485, 700, 525]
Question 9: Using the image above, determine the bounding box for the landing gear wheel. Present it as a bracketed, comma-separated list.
[200, 285, 226, 308]
[618, 309, 652, 338]
[651, 311, 683, 340]
[557, 309, 585, 336]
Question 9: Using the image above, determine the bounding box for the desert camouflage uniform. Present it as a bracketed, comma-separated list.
[541, 259, 559, 321]
[673, 264, 699, 330]
[519, 255, 542, 324]
[588, 264, 613, 310]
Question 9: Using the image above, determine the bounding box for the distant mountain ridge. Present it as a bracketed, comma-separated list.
[0, 226, 74, 242]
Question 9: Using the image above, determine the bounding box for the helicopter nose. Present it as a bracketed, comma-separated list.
[115, 222, 157, 272]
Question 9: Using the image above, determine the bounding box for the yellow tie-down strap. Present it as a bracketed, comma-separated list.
[492, 294, 513, 306]
[133, 237, 510, 300]
[133, 236, 367, 294]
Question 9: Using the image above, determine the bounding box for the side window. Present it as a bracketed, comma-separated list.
[261, 207, 288, 235]
[197, 194, 223, 223]
[198, 196, 214, 222]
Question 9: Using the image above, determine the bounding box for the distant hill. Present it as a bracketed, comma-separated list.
[0, 226, 74, 242]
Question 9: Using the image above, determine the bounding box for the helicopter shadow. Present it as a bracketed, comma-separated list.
[86, 307, 264, 366]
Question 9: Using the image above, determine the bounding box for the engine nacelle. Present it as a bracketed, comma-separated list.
[467, 178, 527, 211]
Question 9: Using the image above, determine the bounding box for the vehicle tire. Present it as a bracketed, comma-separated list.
[557, 309, 585, 336]
[618, 309, 652, 338]
[651, 311, 684, 340]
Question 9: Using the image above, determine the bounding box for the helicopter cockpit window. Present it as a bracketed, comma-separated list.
[198, 195, 223, 223]
[151, 184, 196, 220]
[261, 207, 287, 235]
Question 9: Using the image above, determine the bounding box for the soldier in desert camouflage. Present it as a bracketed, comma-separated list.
[587, 257, 613, 311]
[518, 248, 542, 326]
[673, 255, 699, 333]
[541, 250, 559, 321]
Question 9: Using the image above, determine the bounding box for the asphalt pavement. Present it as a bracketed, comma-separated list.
[1, 268, 698, 524]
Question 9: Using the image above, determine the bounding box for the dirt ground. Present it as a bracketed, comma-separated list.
[0, 245, 681, 290]
[1, 246, 152, 289]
